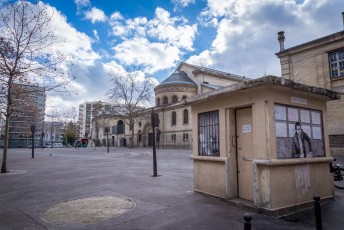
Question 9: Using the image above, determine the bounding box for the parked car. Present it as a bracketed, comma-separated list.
[28, 144, 46, 148]
[46, 143, 63, 148]
[74, 141, 88, 148]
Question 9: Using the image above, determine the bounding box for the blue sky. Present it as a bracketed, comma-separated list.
[2, 0, 344, 113]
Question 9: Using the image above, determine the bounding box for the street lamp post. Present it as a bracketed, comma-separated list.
[151, 109, 160, 177]
[105, 127, 109, 153]
[31, 125, 36, 158]
[41, 131, 44, 149]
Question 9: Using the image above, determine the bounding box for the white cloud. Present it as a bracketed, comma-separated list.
[110, 12, 124, 20]
[189, 0, 342, 79]
[74, 0, 91, 15]
[172, 0, 195, 11]
[42, 3, 100, 62]
[109, 7, 197, 49]
[172, 0, 195, 7]
[74, 0, 90, 7]
[147, 7, 197, 51]
[110, 15, 148, 38]
[93, 29, 99, 41]
[85, 7, 107, 23]
[113, 37, 181, 74]
[11, 2, 103, 114]
[109, 7, 197, 72]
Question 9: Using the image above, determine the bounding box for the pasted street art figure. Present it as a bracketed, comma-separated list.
[291, 122, 313, 158]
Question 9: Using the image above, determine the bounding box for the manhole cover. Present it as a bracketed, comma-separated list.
[41, 196, 135, 224]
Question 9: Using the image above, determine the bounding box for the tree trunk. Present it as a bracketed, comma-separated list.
[131, 124, 134, 148]
[1, 115, 11, 173]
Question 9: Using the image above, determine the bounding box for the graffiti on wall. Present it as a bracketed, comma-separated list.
[274, 104, 324, 159]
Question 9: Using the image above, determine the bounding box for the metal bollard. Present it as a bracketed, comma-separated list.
[243, 213, 252, 230]
[313, 195, 322, 230]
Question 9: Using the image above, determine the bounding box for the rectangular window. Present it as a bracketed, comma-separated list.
[183, 133, 189, 141]
[198, 110, 220, 156]
[171, 134, 176, 141]
[274, 104, 324, 159]
[329, 50, 344, 78]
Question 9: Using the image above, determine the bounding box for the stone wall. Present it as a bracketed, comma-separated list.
[329, 135, 344, 148]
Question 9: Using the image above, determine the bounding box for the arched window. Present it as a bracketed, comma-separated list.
[182, 95, 187, 100]
[171, 111, 176, 126]
[117, 120, 125, 134]
[163, 96, 168, 105]
[172, 95, 178, 103]
[183, 109, 189, 124]
[156, 98, 160, 106]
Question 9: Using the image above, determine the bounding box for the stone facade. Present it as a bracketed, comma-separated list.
[276, 31, 344, 151]
[90, 62, 246, 149]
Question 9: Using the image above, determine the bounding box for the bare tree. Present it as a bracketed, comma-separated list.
[63, 121, 78, 147]
[107, 70, 154, 148]
[0, 1, 74, 173]
[61, 107, 79, 147]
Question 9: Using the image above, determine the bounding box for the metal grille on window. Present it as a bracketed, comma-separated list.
[198, 110, 220, 156]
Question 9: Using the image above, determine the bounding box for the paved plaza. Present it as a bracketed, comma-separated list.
[0, 147, 344, 229]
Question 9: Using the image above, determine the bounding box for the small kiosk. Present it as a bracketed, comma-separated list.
[187, 76, 340, 216]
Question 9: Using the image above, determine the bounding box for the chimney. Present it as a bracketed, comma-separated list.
[277, 31, 285, 51]
[342, 12, 344, 30]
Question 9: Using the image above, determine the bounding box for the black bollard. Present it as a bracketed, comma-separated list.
[313, 195, 322, 230]
[243, 213, 252, 230]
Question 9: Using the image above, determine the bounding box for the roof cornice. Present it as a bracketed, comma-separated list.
[186, 76, 340, 105]
[177, 62, 248, 82]
[276, 31, 344, 57]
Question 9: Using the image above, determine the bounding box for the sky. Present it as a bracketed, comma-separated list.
[2, 0, 344, 115]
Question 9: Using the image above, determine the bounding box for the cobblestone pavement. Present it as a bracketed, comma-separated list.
[0, 147, 343, 230]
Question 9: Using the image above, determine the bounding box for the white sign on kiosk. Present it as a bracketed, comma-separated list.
[242, 124, 252, 133]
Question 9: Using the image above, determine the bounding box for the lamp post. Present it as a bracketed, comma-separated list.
[31, 125, 36, 158]
[41, 131, 44, 149]
[105, 127, 109, 153]
[151, 109, 159, 177]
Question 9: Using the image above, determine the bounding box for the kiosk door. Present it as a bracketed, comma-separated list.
[236, 107, 254, 201]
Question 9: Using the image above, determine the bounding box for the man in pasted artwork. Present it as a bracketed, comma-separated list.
[292, 122, 313, 158]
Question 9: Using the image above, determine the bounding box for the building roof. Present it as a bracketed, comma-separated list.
[276, 31, 344, 57]
[201, 83, 222, 90]
[177, 62, 249, 82]
[156, 70, 197, 88]
[186, 76, 341, 104]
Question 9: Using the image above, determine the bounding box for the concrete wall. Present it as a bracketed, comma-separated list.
[253, 158, 333, 214]
[191, 85, 334, 214]
[193, 157, 227, 198]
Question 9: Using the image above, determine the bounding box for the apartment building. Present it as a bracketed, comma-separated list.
[78, 101, 111, 138]
[8, 84, 46, 148]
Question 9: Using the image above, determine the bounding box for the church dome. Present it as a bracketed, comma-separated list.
[156, 71, 196, 88]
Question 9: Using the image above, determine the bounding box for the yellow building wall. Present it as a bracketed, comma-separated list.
[191, 85, 334, 214]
